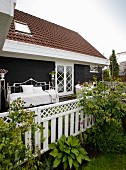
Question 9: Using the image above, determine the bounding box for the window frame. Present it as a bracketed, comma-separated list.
[90, 65, 99, 73]
[14, 20, 31, 35]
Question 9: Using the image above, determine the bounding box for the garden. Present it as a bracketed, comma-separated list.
[0, 78, 126, 170]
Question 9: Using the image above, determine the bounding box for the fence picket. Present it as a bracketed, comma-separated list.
[75, 111, 79, 134]
[92, 115, 95, 125]
[64, 114, 68, 137]
[25, 128, 32, 150]
[88, 115, 92, 128]
[51, 118, 56, 142]
[58, 116, 63, 138]
[80, 110, 84, 131]
[84, 114, 87, 130]
[35, 108, 41, 152]
[70, 112, 74, 135]
[43, 121, 49, 150]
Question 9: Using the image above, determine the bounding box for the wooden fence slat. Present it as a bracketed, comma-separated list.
[58, 116, 63, 139]
[70, 112, 74, 135]
[35, 108, 41, 152]
[35, 115, 38, 148]
[80, 111, 84, 131]
[84, 114, 87, 130]
[87, 115, 92, 128]
[43, 121, 49, 150]
[75, 111, 79, 134]
[64, 114, 68, 137]
[25, 128, 32, 150]
[92, 115, 95, 125]
[51, 118, 56, 143]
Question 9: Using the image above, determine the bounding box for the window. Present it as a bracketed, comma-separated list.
[90, 65, 99, 73]
[56, 62, 74, 96]
[15, 21, 31, 34]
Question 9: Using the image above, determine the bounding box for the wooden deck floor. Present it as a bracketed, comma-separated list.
[59, 94, 76, 102]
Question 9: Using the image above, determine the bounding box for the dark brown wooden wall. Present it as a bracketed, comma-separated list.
[74, 64, 102, 85]
[0, 56, 55, 85]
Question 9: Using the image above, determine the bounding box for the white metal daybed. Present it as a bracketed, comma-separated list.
[7, 78, 59, 107]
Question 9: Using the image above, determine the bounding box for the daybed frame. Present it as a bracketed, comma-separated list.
[7, 78, 58, 107]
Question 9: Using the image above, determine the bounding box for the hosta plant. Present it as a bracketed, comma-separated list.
[49, 135, 90, 170]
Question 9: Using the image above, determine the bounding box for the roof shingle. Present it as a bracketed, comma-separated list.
[7, 9, 106, 59]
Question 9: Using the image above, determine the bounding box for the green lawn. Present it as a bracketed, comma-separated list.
[82, 154, 126, 170]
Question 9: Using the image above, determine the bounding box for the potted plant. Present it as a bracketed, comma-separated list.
[49, 71, 56, 79]
[0, 69, 8, 80]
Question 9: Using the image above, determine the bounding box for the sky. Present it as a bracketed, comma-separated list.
[15, 0, 126, 63]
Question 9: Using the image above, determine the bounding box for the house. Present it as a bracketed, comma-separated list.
[0, 0, 108, 98]
[119, 61, 126, 76]
[116, 52, 126, 76]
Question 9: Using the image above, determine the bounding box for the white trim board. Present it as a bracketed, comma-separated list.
[2, 39, 109, 65]
[0, 0, 16, 17]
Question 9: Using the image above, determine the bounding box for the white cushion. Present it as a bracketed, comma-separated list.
[33, 86, 43, 93]
[46, 89, 55, 92]
[21, 85, 33, 93]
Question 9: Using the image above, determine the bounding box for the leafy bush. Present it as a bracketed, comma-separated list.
[80, 80, 126, 154]
[0, 98, 43, 170]
[103, 69, 110, 81]
[85, 122, 126, 154]
[49, 135, 90, 170]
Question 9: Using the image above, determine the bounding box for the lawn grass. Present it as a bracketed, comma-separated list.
[82, 154, 126, 170]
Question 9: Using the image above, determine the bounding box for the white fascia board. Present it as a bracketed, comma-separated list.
[0, 0, 16, 50]
[0, 0, 16, 16]
[3, 39, 109, 65]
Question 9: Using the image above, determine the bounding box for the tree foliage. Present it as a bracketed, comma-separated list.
[109, 50, 119, 78]
[102, 69, 110, 81]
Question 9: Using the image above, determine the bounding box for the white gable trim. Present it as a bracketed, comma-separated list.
[0, 0, 16, 16]
[3, 39, 108, 65]
[0, 0, 16, 50]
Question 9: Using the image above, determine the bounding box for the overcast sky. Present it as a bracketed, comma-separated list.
[16, 0, 126, 62]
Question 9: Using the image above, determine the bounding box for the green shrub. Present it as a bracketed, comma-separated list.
[80, 80, 126, 154]
[85, 122, 126, 154]
[49, 135, 90, 170]
[103, 69, 110, 81]
[0, 98, 43, 170]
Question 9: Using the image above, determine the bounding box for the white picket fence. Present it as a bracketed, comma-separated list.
[0, 99, 94, 154]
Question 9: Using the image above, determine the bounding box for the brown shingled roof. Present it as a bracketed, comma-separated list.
[7, 9, 106, 59]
